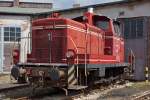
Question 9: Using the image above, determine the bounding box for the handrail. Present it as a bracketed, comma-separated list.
[46, 35, 79, 85]
[67, 36, 79, 85]
[11, 36, 31, 64]
[85, 23, 88, 85]
[11, 35, 80, 85]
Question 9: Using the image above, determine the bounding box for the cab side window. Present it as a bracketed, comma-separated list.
[113, 21, 121, 36]
[93, 15, 110, 31]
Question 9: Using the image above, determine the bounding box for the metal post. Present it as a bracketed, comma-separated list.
[145, 66, 149, 83]
[85, 24, 88, 85]
[0, 27, 2, 72]
[76, 55, 79, 85]
[0, 27, 4, 73]
[48, 33, 51, 63]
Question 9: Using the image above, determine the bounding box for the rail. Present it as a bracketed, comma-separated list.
[131, 90, 150, 100]
[0, 83, 29, 93]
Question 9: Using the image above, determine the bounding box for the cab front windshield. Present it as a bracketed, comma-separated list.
[95, 20, 109, 30]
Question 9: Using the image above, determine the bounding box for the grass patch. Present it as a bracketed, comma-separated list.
[0, 74, 11, 84]
[127, 81, 150, 89]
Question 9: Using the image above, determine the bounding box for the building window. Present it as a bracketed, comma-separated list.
[4, 27, 21, 42]
[123, 18, 143, 39]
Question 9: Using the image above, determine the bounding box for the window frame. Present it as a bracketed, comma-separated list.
[123, 18, 144, 39]
[3, 26, 21, 42]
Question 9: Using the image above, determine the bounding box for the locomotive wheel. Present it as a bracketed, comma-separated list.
[11, 66, 19, 80]
[17, 75, 27, 83]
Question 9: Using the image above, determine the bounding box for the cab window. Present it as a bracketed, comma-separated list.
[113, 21, 121, 36]
[93, 15, 110, 30]
[95, 20, 109, 30]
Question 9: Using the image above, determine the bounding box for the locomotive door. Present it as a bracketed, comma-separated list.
[0, 27, 4, 72]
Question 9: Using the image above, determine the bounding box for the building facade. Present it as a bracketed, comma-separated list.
[0, 15, 30, 72]
[0, 0, 52, 73]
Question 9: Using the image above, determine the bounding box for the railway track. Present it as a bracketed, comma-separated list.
[0, 83, 29, 100]
[0, 83, 29, 93]
[68, 80, 128, 99]
[0, 80, 127, 100]
[131, 90, 150, 100]
[72, 82, 128, 100]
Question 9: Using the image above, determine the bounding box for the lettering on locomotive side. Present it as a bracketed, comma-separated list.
[32, 24, 103, 38]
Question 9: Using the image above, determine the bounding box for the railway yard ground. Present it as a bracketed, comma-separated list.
[0, 74, 150, 100]
[0, 73, 11, 84]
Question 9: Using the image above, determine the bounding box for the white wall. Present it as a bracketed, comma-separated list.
[60, 1, 150, 19]
[95, 1, 150, 19]
[0, 15, 31, 72]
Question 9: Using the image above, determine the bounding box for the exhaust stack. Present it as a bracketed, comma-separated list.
[88, 7, 94, 13]
[83, 7, 94, 25]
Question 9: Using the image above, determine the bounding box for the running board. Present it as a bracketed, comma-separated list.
[68, 85, 87, 90]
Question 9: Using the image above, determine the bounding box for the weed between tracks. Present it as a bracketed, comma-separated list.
[73, 81, 127, 100]
[0, 74, 11, 84]
[127, 82, 150, 89]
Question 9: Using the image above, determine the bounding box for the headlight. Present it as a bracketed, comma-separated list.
[66, 50, 75, 58]
[19, 67, 26, 74]
[48, 68, 65, 81]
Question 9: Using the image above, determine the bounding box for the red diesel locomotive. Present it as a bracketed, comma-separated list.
[11, 9, 129, 93]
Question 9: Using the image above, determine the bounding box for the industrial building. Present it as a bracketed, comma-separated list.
[40, 0, 150, 80]
[0, 0, 52, 72]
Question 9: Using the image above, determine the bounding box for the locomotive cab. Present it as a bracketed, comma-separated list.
[93, 15, 113, 55]
[93, 15, 123, 61]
